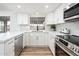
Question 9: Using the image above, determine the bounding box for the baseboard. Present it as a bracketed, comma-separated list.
[24, 45, 48, 48]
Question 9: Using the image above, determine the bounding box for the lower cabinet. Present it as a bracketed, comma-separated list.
[0, 33, 24, 56]
[0, 43, 5, 56]
[29, 33, 38, 46]
[48, 32, 56, 56]
[23, 32, 30, 47]
[28, 32, 48, 47]
[23, 33, 26, 48]
[49, 39, 55, 56]
[4, 38, 14, 56]
[38, 33, 48, 46]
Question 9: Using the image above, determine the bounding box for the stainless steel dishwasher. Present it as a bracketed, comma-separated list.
[15, 34, 23, 56]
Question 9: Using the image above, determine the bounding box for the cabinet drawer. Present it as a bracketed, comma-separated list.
[5, 38, 14, 56]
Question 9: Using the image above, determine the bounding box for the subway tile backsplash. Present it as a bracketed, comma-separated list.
[56, 21, 79, 35]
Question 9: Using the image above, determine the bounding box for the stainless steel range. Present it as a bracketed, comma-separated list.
[55, 35, 79, 56]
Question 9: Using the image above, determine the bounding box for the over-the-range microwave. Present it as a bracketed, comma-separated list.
[64, 3, 79, 22]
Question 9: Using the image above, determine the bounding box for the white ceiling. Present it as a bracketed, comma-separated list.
[0, 3, 62, 16]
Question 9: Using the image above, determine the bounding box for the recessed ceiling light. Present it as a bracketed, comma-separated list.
[66, 6, 70, 9]
[17, 5, 21, 8]
[45, 5, 49, 8]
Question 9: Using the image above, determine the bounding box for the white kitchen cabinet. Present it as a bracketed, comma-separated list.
[52, 11, 59, 24]
[58, 6, 64, 23]
[57, 4, 64, 24]
[17, 13, 29, 25]
[23, 33, 26, 48]
[5, 38, 14, 56]
[46, 4, 65, 25]
[37, 32, 48, 46]
[29, 32, 38, 46]
[29, 32, 48, 47]
[0, 43, 5, 56]
[23, 32, 30, 47]
[49, 38, 55, 56]
[48, 32, 56, 56]
[54, 4, 65, 24]
[49, 39, 53, 54]
[45, 13, 56, 24]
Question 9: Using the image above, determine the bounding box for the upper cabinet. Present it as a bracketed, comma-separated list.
[17, 13, 29, 25]
[45, 13, 56, 24]
[54, 4, 65, 24]
[45, 4, 65, 25]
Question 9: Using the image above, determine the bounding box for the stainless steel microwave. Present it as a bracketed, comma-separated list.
[64, 3, 79, 22]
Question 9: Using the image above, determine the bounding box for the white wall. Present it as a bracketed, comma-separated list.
[56, 21, 79, 35]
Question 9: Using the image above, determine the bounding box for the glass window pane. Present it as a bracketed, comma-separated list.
[0, 16, 10, 33]
[0, 21, 4, 32]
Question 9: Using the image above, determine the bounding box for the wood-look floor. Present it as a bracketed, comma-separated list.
[20, 47, 53, 56]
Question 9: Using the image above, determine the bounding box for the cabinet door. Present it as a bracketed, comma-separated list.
[57, 5, 64, 24]
[5, 38, 14, 56]
[17, 13, 29, 24]
[54, 4, 64, 24]
[23, 32, 30, 47]
[48, 33, 56, 55]
[22, 14, 29, 24]
[46, 13, 56, 24]
[48, 39, 54, 54]
[51, 38, 55, 56]
[54, 10, 58, 24]
[49, 38, 52, 49]
[23, 33, 25, 48]
[17, 14, 23, 24]
[42, 33, 48, 45]
[29, 33, 38, 46]
[38, 33, 48, 46]
[0, 43, 5, 56]
[38, 34, 45, 45]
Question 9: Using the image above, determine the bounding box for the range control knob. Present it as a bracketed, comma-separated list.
[75, 48, 77, 52]
[70, 46, 74, 50]
[77, 49, 79, 53]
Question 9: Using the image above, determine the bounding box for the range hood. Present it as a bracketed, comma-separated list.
[64, 3, 79, 22]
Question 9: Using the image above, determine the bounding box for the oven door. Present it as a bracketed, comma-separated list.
[55, 43, 69, 56]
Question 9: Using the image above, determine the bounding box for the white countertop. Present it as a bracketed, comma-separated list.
[48, 31, 65, 35]
[0, 31, 48, 43]
[0, 31, 26, 43]
[0, 30, 65, 43]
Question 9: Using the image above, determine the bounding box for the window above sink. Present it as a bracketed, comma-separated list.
[30, 17, 45, 32]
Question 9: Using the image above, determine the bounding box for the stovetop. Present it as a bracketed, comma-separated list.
[57, 35, 79, 46]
